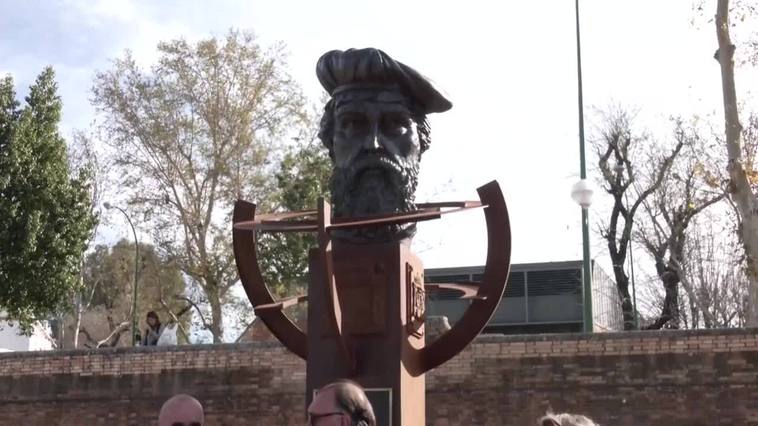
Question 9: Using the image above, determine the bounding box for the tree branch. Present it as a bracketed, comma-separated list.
[159, 297, 191, 343]
[174, 295, 213, 331]
[234, 320, 256, 343]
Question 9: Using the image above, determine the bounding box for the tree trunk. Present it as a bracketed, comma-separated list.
[645, 256, 682, 330]
[611, 258, 636, 330]
[72, 286, 84, 349]
[670, 283, 681, 329]
[72, 266, 86, 349]
[73, 309, 82, 348]
[58, 315, 65, 349]
[207, 285, 224, 343]
[690, 298, 701, 329]
[716, 0, 758, 326]
[620, 296, 635, 331]
[643, 280, 679, 330]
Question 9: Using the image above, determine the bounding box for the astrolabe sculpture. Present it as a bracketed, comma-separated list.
[232, 48, 511, 426]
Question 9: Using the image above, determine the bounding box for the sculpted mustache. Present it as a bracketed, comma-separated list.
[348, 153, 403, 177]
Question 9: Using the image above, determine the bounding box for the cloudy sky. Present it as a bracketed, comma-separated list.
[1, 0, 754, 273]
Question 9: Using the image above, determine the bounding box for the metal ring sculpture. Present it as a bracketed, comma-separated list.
[232, 180, 511, 375]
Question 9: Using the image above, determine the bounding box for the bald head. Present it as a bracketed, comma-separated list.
[539, 412, 598, 426]
[308, 380, 376, 426]
[159, 394, 204, 426]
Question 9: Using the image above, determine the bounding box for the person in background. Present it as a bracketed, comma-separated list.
[158, 394, 204, 426]
[539, 412, 598, 426]
[307, 379, 376, 426]
[142, 311, 164, 346]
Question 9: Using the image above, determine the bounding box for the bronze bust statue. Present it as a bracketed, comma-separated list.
[316, 48, 452, 242]
[232, 47, 512, 426]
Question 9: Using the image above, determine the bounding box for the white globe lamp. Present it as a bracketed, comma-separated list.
[571, 179, 594, 209]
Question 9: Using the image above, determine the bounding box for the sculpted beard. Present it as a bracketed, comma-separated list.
[331, 153, 419, 242]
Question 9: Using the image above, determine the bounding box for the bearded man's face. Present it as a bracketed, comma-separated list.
[330, 90, 421, 242]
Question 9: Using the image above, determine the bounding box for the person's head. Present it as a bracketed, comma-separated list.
[147, 311, 160, 328]
[316, 48, 451, 242]
[158, 394, 204, 426]
[307, 380, 376, 426]
[539, 412, 598, 426]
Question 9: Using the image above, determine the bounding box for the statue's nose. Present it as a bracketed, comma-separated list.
[363, 124, 381, 151]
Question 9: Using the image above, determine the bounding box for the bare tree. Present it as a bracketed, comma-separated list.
[637, 120, 725, 329]
[92, 30, 309, 342]
[714, 0, 758, 325]
[685, 212, 748, 328]
[65, 131, 104, 348]
[594, 107, 684, 330]
[637, 208, 747, 330]
[636, 272, 667, 329]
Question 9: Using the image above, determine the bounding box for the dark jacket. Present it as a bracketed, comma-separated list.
[142, 324, 165, 346]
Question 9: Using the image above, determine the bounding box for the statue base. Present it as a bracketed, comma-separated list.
[306, 240, 426, 426]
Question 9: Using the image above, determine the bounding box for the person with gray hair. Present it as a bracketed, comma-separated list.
[539, 411, 599, 426]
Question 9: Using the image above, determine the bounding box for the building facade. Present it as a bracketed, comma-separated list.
[425, 260, 622, 334]
[0, 313, 54, 352]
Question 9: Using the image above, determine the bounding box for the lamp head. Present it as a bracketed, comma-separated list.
[571, 179, 594, 209]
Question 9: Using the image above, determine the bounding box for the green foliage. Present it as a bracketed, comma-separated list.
[91, 30, 310, 341]
[258, 139, 331, 298]
[84, 240, 184, 312]
[74, 239, 189, 343]
[0, 68, 97, 331]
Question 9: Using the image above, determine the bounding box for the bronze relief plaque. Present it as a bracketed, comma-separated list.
[406, 263, 425, 338]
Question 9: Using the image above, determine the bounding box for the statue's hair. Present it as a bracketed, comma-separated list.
[317, 98, 431, 159]
[539, 412, 598, 426]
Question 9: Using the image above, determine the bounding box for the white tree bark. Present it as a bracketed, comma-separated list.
[715, 0, 758, 326]
[72, 301, 81, 349]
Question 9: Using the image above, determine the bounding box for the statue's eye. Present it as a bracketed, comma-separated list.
[382, 114, 411, 135]
[339, 114, 368, 132]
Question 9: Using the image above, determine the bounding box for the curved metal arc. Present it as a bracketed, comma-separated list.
[425, 283, 486, 300]
[410, 180, 512, 375]
[233, 184, 506, 373]
[232, 200, 307, 359]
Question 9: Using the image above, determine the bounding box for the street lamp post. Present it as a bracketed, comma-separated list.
[572, 0, 594, 333]
[571, 181, 594, 332]
[104, 202, 140, 346]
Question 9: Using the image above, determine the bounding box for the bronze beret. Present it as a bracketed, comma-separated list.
[316, 48, 452, 114]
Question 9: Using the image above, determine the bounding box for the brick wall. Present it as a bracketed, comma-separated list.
[427, 329, 758, 425]
[0, 328, 757, 425]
